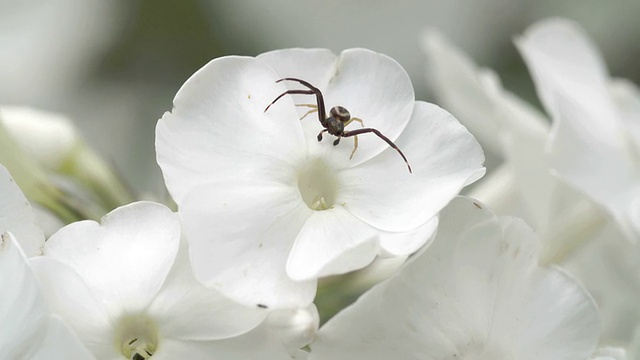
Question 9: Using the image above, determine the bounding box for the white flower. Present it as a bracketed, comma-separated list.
[1, 232, 93, 359]
[308, 197, 600, 360]
[515, 18, 640, 241]
[156, 48, 485, 308]
[0, 164, 44, 257]
[32, 201, 289, 359]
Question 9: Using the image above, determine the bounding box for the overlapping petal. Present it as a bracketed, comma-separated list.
[309, 197, 600, 360]
[0, 164, 44, 257]
[30, 257, 114, 358]
[0, 232, 48, 358]
[180, 180, 316, 308]
[157, 323, 291, 360]
[287, 207, 379, 281]
[1, 233, 93, 359]
[156, 56, 306, 203]
[42, 201, 180, 313]
[516, 18, 640, 240]
[339, 101, 485, 231]
[422, 30, 503, 155]
[515, 18, 617, 143]
[149, 240, 267, 341]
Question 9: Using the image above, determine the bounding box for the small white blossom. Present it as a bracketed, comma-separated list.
[156, 48, 485, 308]
[309, 197, 600, 360]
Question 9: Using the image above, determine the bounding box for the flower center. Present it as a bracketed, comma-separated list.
[297, 158, 338, 211]
[116, 314, 159, 360]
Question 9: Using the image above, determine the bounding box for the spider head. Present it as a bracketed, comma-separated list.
[330, 106, 351, 122]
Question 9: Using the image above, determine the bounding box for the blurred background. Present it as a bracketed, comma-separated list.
[3, 0, 640, 196]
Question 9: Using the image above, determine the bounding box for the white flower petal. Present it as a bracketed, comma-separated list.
[339, 101, 485, 231]
[181, 181, 316, 309]
[0, 164, 44, 257]
[0, 232, 47, 358]
[156, 323, 290, 360]
[515, 18, 620, 146]
[257, 48, 338, 94]
[309, 197, 600, 360]
[43, 201, 180, 312]
[150, 240, 267, 341]
[561, 224, 640, 344]
[287, 207, 379, 281]
[549, 96, 639, 239]
[30, 257, 115, 358]
[258, 48, 416, 167]
[33, 316, 95, 360]
[422, 30, 503, 155]
[377, 216, 438, 257]
[156, 56, 306, 203]
[0, 233, 94, 359]
[610, 79, 640, 161]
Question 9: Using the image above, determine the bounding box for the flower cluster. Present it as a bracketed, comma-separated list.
[1, 17, 638, 359]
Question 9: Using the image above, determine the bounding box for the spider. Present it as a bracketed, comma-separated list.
[263, 77, 412, 173]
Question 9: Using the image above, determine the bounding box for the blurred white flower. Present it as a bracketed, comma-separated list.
[156, 48, 484, 309]
[32, 201, 289, 359]
[424, 22, 640, 347]
[0, 164, 44, 257]
[0, 106, 134, 217]
[309, 197, 601, 360]
[0, 232, 93, 359]
[423, 30, 607, 263]
[515, 18, 640, 241]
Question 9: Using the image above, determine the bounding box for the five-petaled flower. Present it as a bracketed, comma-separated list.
[156, 48, 485, 309]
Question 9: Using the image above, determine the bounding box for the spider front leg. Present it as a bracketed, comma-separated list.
[317, 129, 327, 142]
[342, 127, 413, 173]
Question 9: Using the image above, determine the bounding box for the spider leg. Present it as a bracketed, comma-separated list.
[264, 89, 316, 113]
[295, 104, 318, 120]
[349, 135, 358, 159]
[342, 128, 412, 173]
[275, 78, 327, 125]
[317, 129, 328, 142]
[344, 117, 365, 128]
